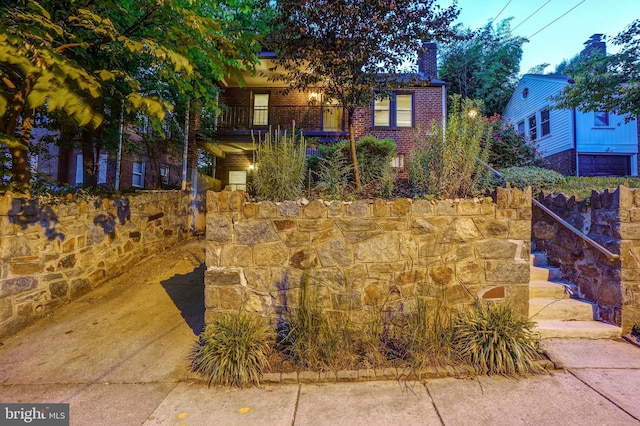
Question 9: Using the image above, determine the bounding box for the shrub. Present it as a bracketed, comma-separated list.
[317, 136, 396, 198]
[452, 302, 544, 376]
[189, 312, 273, 387]
[498, 166, 566, 190]
[253, 128, 307, 201]
[409, 95, 492, 198]
[487, 119, 545, 168]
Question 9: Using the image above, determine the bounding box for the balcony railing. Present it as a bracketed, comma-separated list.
[216, 105, 346, 133]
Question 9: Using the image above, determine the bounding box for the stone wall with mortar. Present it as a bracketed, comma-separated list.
[532, 186, 640, 333]
[204, 188, 532, 325]
[0, 190, 191, 339]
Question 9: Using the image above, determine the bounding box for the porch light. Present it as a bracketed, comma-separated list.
[249, 163, 255, 170]
[309, 92, 319, 104]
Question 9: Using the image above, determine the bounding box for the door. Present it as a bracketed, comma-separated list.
[578, 154, 630, 177]
[322, 98, 342, 131]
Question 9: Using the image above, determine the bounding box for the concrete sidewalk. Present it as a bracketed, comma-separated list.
[143, 339, 640, 426]
[1, 239, 640, 425]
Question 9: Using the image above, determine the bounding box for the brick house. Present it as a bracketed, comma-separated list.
[201, 43, 447, 189]
[30, 124, 184, 191]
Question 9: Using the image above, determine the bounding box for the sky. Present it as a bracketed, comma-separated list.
[437, 0, 638, 74]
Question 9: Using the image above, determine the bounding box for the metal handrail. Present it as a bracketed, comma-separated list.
[531, 198, 619, 261]
[479, 159, 620, 261]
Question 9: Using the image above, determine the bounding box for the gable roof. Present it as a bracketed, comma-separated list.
[221, 51, 447, 88]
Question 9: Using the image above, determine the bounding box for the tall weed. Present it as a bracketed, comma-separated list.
[410, 95, 491, 198]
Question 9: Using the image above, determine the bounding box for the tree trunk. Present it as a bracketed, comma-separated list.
[10, 107, 34, 186]
[347, 110, 361, 189]
[5, 73, 38, 187]
[81, 128, 97, 187]
[186, 99, 201, 189]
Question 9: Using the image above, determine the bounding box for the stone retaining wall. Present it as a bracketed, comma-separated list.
[204, 188, 532, 325]
[0, 190, 191, 338]
[532, 186, 640, 333]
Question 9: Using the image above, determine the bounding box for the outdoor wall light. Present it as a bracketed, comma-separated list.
[309, 92, 319, 104]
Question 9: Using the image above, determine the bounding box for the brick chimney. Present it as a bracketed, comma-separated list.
[418, 42, 437, 78]
[581, 34, 606, 57]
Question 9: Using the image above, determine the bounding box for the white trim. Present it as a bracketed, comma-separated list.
[76, 154, 83, 185]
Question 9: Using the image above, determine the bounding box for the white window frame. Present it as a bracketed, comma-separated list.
[76, 154, 83, 185]
[253, 93, 269, 126]
[132, 161, 145, 188]
[391, 154, 405, 169]
[528, 114, 537, 141]
[160, 164, 170, 185]
[228, 170, 247, 191]
[97, 153, 108, 185]
[540, 108, 550, 137]
[594, 111, 609, 127]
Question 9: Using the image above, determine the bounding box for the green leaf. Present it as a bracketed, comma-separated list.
[0, 134, 26, 150]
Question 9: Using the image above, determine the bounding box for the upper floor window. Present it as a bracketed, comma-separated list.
[540, 108, 550, 137]
[373, 93, 413, 128]
[594, 111, 609, 127]
[253, 93, 269, 126]
[528, 114, 537, 140]
[374, 96, 390, 127]
[395, 94, 413, 127]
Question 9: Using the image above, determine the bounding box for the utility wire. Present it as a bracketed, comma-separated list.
[493, 0, 512, 22]
[528, 0, 586, 39]
[512, 0, 552, 32]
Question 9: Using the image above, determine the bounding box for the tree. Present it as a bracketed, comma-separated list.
[438, 19, 525, 116]
[268, 0, 461, 189]
[0, 0, 271, 189]
[553, 20, 640, 121]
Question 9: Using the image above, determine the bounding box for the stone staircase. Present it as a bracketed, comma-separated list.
[529, 253, 621, 339]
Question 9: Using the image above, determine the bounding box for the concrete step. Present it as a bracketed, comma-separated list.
[534, 319, 622, 339]
[530, 253, 548, 267]
[529, 298, 595, 321]
[529, 281, 568, 299]
[530, 265, 561, 281]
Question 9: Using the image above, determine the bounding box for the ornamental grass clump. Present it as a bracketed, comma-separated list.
[276, 272, 363, 372]
[189, 311, 273, 387]
[253, 127, 307, 201]
[452, 302, 545, 377]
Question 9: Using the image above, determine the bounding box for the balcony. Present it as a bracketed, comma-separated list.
[216, 105, 347, 138]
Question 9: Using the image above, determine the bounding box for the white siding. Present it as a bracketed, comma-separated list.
[503, 75, 573, 157]
[576, 111, 638, 154]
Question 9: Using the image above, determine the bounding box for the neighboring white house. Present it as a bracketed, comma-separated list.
[503, 73, 639, 176]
